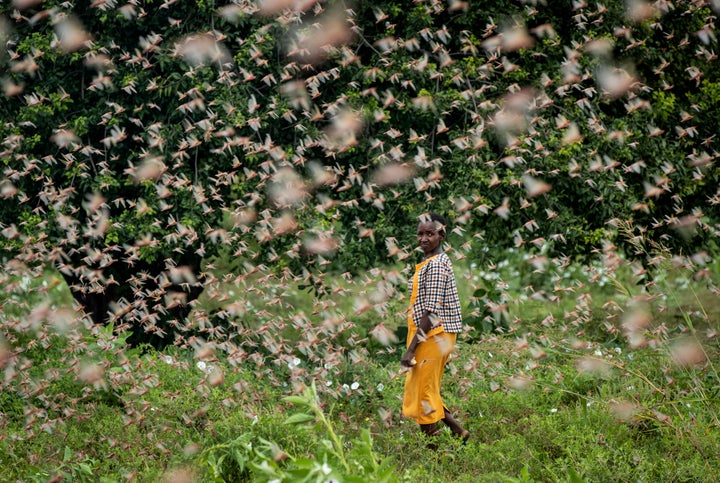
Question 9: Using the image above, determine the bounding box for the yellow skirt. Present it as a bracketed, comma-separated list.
[401, 319, 456, 425]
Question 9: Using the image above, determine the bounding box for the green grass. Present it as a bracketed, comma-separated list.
[1, 252, 719, 482]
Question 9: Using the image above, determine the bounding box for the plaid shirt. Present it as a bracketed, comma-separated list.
[409, 252, 463, 333]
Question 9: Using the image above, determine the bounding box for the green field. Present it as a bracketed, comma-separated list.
[1, 250, 718, 482]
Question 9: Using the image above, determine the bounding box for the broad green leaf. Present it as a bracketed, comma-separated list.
[283, 413, 316, 425]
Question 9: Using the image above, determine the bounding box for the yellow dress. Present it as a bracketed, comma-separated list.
[401, 256, 457, 425]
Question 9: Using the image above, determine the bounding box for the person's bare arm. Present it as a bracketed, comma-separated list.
[400, 310, 433, 367]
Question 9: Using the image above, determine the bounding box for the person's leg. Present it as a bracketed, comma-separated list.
[419, 422, 441, 436]
[419, 422, 441, 450]
[442, 407, 470, 442]
[441, 408, 463, 434]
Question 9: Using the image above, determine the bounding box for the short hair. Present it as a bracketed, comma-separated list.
[419, 212, 448, 236]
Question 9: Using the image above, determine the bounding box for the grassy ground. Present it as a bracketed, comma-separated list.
[1, 251, 719, 482]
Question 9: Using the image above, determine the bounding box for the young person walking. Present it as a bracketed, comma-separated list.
[401, 213, 469, 445]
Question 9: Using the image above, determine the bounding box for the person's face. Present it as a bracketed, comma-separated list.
[417, 220, 444, 256]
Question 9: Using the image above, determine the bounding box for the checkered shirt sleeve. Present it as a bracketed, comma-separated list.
[410, 253, 463, 333]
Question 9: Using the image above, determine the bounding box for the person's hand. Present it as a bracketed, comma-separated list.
[400, 350, 417, 368]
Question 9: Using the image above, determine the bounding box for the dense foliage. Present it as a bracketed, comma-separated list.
[1, 0, 719, 341]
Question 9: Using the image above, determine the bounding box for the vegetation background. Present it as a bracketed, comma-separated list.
[0, 0, 718, 481]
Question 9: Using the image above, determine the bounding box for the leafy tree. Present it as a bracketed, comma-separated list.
[1, 0, 718, 346]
